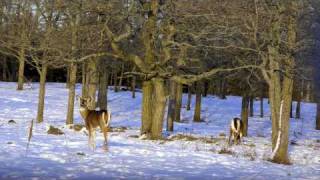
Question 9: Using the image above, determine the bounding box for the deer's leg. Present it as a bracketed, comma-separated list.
[99, 119, 108, 146]
[87, 126, 93, 149]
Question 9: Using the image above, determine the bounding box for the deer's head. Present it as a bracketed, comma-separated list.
[76, 95, 93, 109]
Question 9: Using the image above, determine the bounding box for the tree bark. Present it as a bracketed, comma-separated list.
[87, 59, 98, 109]
[66, 63, 77, 124]
[36, 65, 48, 123]
[249, 97, 254, 117]
[187, 85, 192, 111]
[81, 62, 87, 97]
[270, 75, 293, 164]
[174, 83, 183, 122]
[141, 81, 153, 135]
[193, 81, 203, 122]
[260, 97, 264, 118]
[167, 80, 177, 131]
[118, 63, 124, 91]
[203, 81, 208, 97]
[98, 60, 108, 110]
[150, 78, 166, 139]
[17, 49, 25, 90]
[290, 102, 293, 118]
[241, 95, 250, 136]
[66, 66, 71, 88]
[295, 100, 301, 119]
[131, 75, 136, 98]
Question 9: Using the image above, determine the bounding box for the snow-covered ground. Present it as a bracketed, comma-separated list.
[0, 82, 319, 180]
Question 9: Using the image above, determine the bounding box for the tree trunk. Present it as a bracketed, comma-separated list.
[193, 82, 203, 122]
[17, 49, 25, 90]
[316, 103, 320, 130]
[295, 82, 302, 119]
[150, 78, 166, 139]
[270, 75, 293, 164]
[98, 61, 108, 110]
[174, 83, 182, 122]
[131, 75, 136, 99]
[295, 100, 301, 119]
[66, 66, 70, 88]
[167, 80, 177, 131]
[141, 81, 153, 135]
[81, 62, 87, 97]
[203, 81, 208, 97]
[87, 59, 98, 109]
[249, 97, 254, 117]
[187, 85, 192, 111]
[36, 65, 48, 123]
[260, 96, 264, 118]
[219, 79, 227, 99]
[2, 57, 7, 81]
[241, 95, 250, 137]
[66, 63, 77, 124]
[118, 63, 124, 91]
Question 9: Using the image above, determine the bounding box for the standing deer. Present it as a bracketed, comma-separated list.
[77, 95, 111, 150]
[228, 117, 243, 145]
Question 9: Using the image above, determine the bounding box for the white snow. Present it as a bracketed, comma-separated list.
[0, 82, 319, 180]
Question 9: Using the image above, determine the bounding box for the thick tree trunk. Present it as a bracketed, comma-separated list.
[271, 75, 293, 164]
[87, 59, 98, 109]
[187, 85, 192, 111]
[167, 80, 177, 131]
[66, 63, 77, 124]
[174, 83, 182, 122]
[17, 50, 25, 90]
[316, 103, 320, 130]
[36, 65, 48, 123]
[98, 61, 108, 110]
[241, 95, 250, 137]
[249, 97, 254, 117]
[193, 82, 203, 122]
[150, 78, 166, 139]
[141, 81, 153, 135]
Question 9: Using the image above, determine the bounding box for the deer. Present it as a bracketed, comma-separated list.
[77, 95, 111, 150]
[228, 117, 243, 145]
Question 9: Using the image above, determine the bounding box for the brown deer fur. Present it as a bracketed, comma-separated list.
[78, 96, 111, 149]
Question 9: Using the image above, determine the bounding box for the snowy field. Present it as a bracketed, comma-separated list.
[0, 82, 319, 180]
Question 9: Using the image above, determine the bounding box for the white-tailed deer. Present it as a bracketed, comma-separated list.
[77, 95, 111, 150]
[228, 117, 243, 145]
